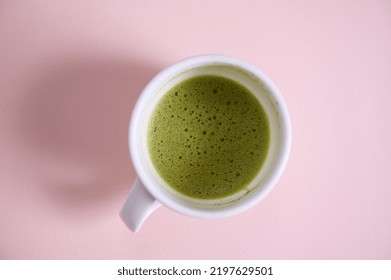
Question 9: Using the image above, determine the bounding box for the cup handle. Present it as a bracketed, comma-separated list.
[120, 177, 161, 232]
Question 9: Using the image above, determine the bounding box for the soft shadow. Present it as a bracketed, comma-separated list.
[19, 55, 161, 216]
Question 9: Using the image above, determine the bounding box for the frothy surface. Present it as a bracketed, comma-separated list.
[148, 75, 270, 199]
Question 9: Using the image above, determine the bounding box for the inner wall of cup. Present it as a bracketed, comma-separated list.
[138, 64, 283, 209]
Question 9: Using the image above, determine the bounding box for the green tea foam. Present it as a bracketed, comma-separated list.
[148, 75, 270, 199]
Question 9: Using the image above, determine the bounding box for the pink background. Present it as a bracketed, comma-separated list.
[1, 0, 391, 259]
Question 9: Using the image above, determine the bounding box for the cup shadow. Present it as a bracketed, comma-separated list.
[19, 55, 161, 217]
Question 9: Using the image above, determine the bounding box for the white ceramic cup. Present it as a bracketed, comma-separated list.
[120, 55, 291, 232]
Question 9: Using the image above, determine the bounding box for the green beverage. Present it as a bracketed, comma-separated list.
[148, 75, 270, 199]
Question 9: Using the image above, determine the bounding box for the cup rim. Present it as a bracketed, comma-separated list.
[129, 54, 291, 218]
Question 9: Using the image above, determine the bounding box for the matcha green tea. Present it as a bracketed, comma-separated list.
[148, 75, 270, 199]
